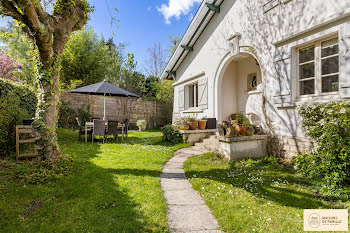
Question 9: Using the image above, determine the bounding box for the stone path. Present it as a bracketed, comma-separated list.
[161, 147, 222, 233]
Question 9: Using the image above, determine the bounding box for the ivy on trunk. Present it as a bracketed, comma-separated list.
[0, 0, 92, 160]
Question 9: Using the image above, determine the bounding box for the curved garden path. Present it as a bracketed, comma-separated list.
[161, 147, 222, 233]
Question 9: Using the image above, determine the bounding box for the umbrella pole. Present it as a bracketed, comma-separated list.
[104, 93, 106, 120]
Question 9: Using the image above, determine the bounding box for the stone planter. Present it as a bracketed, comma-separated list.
[198, 120, 207, 130]
[235, 124, 246, 136]
[178, 124, 190, 130]
[189, 120, 199, 130]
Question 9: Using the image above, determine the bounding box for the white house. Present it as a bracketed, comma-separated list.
[161, 0, 350, 157]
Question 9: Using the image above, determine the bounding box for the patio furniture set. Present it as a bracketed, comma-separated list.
[77, 118, 130, 143]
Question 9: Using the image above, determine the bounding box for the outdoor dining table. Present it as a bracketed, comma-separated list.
[85, 121, 125, 143]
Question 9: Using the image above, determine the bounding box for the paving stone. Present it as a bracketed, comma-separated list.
[161, 146, 221, 233]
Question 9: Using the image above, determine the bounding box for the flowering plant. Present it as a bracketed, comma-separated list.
[176, 117, 189, 125]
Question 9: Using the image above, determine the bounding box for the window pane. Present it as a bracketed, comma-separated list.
[322, 75, 339, 93]
[321, 56, 339, 75]
[195, 84, 198, 107]
[321, 38, 338, 57]
[299, 62, 315, 79]
[189, 85, 194, 107]
[300, 79, 315, 95]
[299, 46, 314, 63]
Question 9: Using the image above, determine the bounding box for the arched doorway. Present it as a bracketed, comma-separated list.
[215, 52, 264, 125]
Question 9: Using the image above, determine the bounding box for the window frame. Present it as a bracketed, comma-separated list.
[296, 36, 339, 100]
[186, 82, 198, 110]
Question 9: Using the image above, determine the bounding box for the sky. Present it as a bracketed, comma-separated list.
[0, 0, 202, 73]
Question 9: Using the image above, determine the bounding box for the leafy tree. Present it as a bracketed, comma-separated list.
[0, 0, 92, 160]
[0, 21, 36, 85]
[156, 80, 174, 104]
[60, 27, 112, 88]
[168, 35, 181, 58]
[0, 52, 17, 80]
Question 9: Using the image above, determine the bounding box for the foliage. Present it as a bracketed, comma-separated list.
[0, 129, 187, 232]
[60, 27, 114, 88]
[136, 120, 146, 126]
[162, 125, 183, 143]
[156, 80, 174, 104]
[184, 153, 349, 233]
[58, 102, 90, 129]
[0, 21, 36, 85]
[0, 79, 37, 157]
[0, 52, 18, 80]
[236, 112, 254, 126]
[175, 117, 190, 126]
[295, 100, 350, 189]
[168, 35, 181, 58]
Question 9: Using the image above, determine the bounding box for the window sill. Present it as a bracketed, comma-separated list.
[247, 89, 262, 95]
[182, 107, 203, 113]
[296, 92, 339, 103]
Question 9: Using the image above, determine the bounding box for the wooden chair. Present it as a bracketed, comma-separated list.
[106, 120, 119, 143]
[116, 118, 130, 142]
[77, 118, 92, 141]
[92, 119, 106, 143]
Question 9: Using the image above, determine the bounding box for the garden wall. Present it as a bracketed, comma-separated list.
[61, 92, 173, 128]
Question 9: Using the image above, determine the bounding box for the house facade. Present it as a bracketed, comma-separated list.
[161, 0, 350, 157]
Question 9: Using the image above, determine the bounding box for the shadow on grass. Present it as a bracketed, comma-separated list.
[185, 156, 336, 210]
[0, 129, 166, 232]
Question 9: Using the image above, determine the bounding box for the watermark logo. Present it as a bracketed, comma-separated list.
[304, 209, 348, 231]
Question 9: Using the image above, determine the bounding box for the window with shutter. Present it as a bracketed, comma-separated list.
[339, 23, 350, 98]
[178, 86, 185, 111]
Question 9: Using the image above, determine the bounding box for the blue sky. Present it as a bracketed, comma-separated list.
[0, 0, 202, 73]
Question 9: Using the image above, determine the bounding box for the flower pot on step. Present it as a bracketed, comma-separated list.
[235, 124, 246, 136]
[179, 124, 190, 130]
[198, 120, 207, 130]
[189, 120, 199, 130]
[246, 126, 255, 136]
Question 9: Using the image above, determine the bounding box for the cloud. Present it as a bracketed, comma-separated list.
[147, 6, 152, 11]
[157, 0, 202, 24]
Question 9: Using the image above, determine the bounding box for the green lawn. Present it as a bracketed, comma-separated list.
[0, 129, 186, 232]
[184, 153, 350, 233]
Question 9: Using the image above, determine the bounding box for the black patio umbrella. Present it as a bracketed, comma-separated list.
[69, 80, 138, 120]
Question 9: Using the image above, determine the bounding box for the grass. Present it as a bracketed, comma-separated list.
[184, 153, 350, 233]
[0, 129, 187, 232]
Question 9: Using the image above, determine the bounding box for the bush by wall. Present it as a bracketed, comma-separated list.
[162, 125, 183, 143]
[295, 100, 350, 189]
[0, 79, 37, 157]
[58, 102, 90, 129]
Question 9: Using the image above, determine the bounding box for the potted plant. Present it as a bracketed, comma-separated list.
[136, 120, 146, 131]
[176, 118, 190, 130]
[235, 113, 247, 136]
[198, 116, 207, 130]
[187, 117, 199, 130]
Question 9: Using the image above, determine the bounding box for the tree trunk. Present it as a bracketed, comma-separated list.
[33, 56, 62, 160]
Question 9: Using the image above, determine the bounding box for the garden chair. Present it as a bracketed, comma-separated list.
[106, 120, 119, 143]
[92, 119, 106, 143]
[76, 118, 92, 141]
[116, 118, 130, 142]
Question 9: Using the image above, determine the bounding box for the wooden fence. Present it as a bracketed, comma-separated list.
[61, 92, 173, 128]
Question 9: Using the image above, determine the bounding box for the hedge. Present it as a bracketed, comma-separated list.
[0, 79, 37, 157]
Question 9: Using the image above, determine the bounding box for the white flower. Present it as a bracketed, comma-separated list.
[340, 108, 346, 114]
[267, 218, 271, 221]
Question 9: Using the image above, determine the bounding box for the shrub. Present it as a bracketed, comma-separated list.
[0, 79, 37, 157]
[58, 102, 90, 129]
[295, 100, 350, 189]
[162, 125, 183, 143]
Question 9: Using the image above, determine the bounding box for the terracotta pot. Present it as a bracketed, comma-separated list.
[198, 120, 207, 130]
[188, 120, 199, 130]
[178, 124, 189, 130]
[246, 126, 255, 136]
[235, 124, 246, 136]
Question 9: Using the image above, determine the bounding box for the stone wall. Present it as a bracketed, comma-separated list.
[269, 136, 315, 159]
[61, 92, 172, 128]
